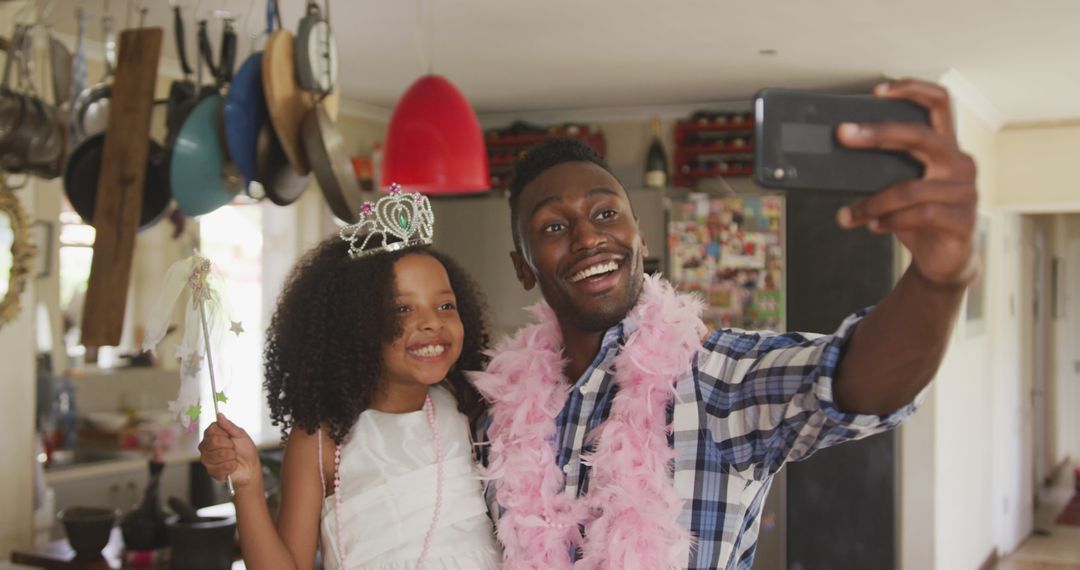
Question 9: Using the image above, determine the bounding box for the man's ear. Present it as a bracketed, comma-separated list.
[510, 250, 537, 291]
[640, 232, 650, 259]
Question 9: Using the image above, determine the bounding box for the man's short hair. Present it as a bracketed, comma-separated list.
[507, 137, 615, 249]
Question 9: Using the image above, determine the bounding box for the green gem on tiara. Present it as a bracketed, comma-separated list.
[398, 211, 410, 231]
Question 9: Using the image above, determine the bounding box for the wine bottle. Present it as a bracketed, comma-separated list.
[644, 117, 668, 189]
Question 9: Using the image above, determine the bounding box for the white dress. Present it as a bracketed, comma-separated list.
[320, 386, 501, 570]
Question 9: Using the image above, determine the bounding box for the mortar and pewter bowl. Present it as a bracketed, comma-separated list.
[58, 507, 120, 560]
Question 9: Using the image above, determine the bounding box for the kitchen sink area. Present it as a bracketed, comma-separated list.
[45, 448, 144, 471]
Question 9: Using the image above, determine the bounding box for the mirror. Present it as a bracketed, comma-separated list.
[0, 185, 35, 330]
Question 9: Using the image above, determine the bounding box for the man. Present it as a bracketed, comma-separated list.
[470, 79, 978, 570]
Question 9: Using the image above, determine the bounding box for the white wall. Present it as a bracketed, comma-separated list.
[926, 79, 1001, 570]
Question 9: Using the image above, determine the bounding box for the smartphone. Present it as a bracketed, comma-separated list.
[753, 88, 931, 193]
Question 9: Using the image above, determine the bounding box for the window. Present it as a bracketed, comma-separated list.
[58, 202, 95, 360]
[198, 205, 266, 438]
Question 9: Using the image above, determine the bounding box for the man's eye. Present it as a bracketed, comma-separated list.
[543, 223, 566, 233]
[597, 209, 617, 220]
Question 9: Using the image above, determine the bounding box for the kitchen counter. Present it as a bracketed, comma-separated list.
[45, 432, 281, 485]
[10, 528, 246, 569]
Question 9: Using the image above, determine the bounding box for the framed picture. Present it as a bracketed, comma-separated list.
[965, 215, 990, 333]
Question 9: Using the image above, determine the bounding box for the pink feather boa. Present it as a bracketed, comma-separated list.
[471, 275, 707, 569]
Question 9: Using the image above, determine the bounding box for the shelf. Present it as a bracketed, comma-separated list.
[676, 121, 754, 134]
[676, 143, 754, 156]
[488, 156, 518, 167]
[486, 130, 601, 147]
[673, 165, 755, 187]
[487, 133, 552, 146]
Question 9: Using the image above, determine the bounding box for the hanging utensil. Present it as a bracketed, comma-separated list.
[294, 0, 337, 94]
[47, 31, 72, 107]
[0, 25, 30, 158]
[300, 101, 363, 223]
[224, 0, 275, 188]
[71, 11, 115, 138]
[0, 24, 65, 179]
[65, 9, 169, 232]
[164, 3, 197, 143]
[64, 132, 171, 231]
[169, 94, 242, 217]
[262, 25, 313, 175]
[68, 8, 88, 140]
[254, 121, 310, 206]
[196, 16, 237, 94]
[81, 26, 164, 347]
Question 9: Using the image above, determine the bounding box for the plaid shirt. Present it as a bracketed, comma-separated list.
[475, 309, 918, 570]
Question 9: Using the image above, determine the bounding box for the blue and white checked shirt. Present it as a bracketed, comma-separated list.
[476, 308, 918, 570]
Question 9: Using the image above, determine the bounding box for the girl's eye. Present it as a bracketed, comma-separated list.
[439, 302, 457, 311]
[396, 305, 411, 314]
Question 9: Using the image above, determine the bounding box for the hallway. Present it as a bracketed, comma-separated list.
[996, 464, 1080, 570]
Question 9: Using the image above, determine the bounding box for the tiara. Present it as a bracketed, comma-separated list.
[339, 183, 435, 258]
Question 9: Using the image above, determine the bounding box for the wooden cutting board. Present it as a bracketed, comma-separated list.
[81, 28, 162, 347]
[262, 29, 314, 176]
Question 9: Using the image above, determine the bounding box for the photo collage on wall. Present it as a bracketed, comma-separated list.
[667, 193, 785, 332]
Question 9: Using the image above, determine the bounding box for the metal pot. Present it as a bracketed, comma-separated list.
[71, 13, 115, 139]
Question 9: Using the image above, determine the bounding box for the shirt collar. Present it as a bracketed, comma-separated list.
[570, 317, 629, 388]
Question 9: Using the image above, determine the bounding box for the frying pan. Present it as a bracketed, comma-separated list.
[224, 52, 266, 186]
[169, 94, 242, 216]
[300, 102, 363, 223]
[247, 86, 335, 207]
[254, 121, 310, 206]
[64, 133, 171, 231]
[224, 0, 276, 187]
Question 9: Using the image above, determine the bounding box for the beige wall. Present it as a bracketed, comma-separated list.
[0, 183, 37, 556]
[914, 78, 1080, 569]
[998, 123, 1080, 212]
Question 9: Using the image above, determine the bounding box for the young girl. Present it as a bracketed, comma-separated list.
[198, 188, 500, 569]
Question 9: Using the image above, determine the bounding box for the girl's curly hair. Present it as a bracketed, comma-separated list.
[263, 236, 490, 445]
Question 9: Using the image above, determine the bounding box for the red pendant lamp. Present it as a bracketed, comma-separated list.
[381, 75, 489, 194]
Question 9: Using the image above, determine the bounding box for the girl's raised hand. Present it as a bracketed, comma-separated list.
[199, 414, 261, 489]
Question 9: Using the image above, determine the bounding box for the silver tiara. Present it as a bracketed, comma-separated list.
[339, 183, 435, 258]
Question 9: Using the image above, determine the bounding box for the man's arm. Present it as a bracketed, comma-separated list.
[832, 79, 980, 416]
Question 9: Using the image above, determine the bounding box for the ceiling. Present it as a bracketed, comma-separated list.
[34, 0, 1080, 124]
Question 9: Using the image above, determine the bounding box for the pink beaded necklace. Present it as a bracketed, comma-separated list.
[320, 394, 443, 569]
